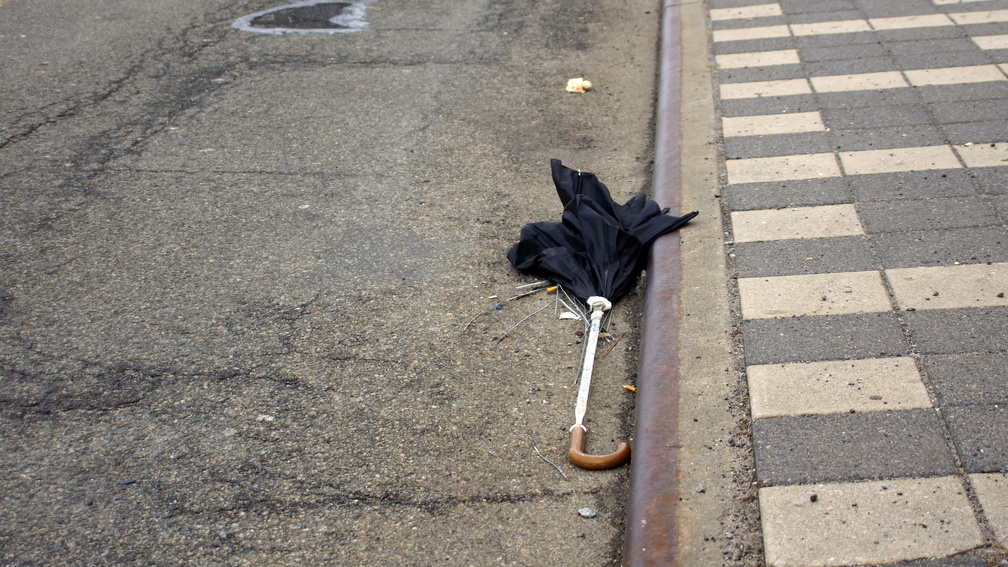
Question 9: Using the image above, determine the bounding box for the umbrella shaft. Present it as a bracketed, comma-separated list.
[574, 306, 604, 426]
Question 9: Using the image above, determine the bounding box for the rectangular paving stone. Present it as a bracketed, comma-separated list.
[731, 204, 864, 242]
[714, 36, 796, 55]
[791, 19, 873, 36]
[793, 31, 881, 49]
[916, 81, 1008, 103]
[742, 312, 908, 365]
[810, 70, 908, 92]
[955, 142, 1008, 168]
[724, 131, 835, 159]
[711, 3, 783, 20]
[929, 99, 1007, 123]
[832, 125, 948, 152]
[818, 104, 927, 130]
[713, 24, 791, 42]
[717, 65, 809, 84]
[858, 197, 1001, 233]
[798, 41, 889, 61]
[723, 111, 825, 137]
[779, 0, 857, 14]
[732, 235, 876, 278]
[973, 34, 1008, 49]
[839, 145, 961, 176]
[847, 170, 977, 202]
[904, 306, 1008, 354]
[760, 477, 982, 567]
[739, 270, 890, 319]
[721, 94, 820, 118]
[726, 152, 840, 184]
[972, 167, 1008, 195]
[753, 408, 957, 485]
[716, 48, 802, 69]
[871, 226, 1008, 268]
[725, 177, 852, 211]
[887, 263, 1008, 310]
[802, 56, 900, 76]
[748, 357, 931, 419]
[925, 353, 1008, 405]
[948, 8, 1008, 25]
[995, 195, 1008, 217]
[815, 87, 920, 109]
[868, 13, 955, 29]
[944, 404, 1008, 472]
[942, 120, 1008, 145]
[720, 78, 812, 99]
[970, 473, 1008, 546]
[905, 65, 1007, 86]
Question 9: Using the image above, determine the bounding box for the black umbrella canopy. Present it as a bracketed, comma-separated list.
[508, 159, 698, 303]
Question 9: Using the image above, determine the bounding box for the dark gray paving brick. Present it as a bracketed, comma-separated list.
[780, 0, 857, 14]
[717, 66, 809, 84]
[853, 0, 936, 17]
[916, 82, 1008, 103]
[857, 197, 1001, 233]
[805, 56, 899, 76]
[848, 170, 977, 202]
[794, 32, 881, 50]
[733, 236, 876, 278]
[904, 307, 1008, 355]
[993, 195, 1008, 218]
[786, 10, 863, 24]
[942, 120, 1008, 145]
[877, 27, 967, 42]
[753, 409, 956, 486]
[971, 167, 1008, 196]
[743, 312, 907, 365]
[713, 38, 796, 56]
[815, 88, 921, 110]
[872, 226, 1008, 268]
[720, 95, 820, 118]
[925, 353, 1008, 406]
[798, 42, 889, 63]
[944, 404, 1008, 473]
[895, 51, 993, 70]
[711, 17, 787, 31]
[724, 132, 834, 159]
[833, 125, 948, 151]
[928, 99, 1007, 124]
[725, 177, 851, 211]
[823, 104, 932, 130]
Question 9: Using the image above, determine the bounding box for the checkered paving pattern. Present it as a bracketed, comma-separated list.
[706, 0, 1008, 564]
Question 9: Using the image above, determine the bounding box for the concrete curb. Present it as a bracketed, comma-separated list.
[623, 1, 685, 564]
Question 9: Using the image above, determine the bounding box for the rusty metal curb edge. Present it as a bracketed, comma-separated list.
[623, 1, 684, 565]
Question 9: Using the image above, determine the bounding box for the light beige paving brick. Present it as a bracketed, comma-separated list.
[712, 25, 791, 42]
[738, 271, 890, 319]
[839, 145, 961, 175]
[972, 34, 1008, 49]
[887, 263, 1008, 310]
[811, 71, 908, 92]
[955, 142, 1008, 168]
[720, 78, 811, 100]
[710, 3, 782, 20]
[905, 64, 1007, 86]
[869, 14, 954, 30]
[949, 9, 1008, 24]
[726, 153, 840, 184]
[748, 357, 932, 419]
[970, 473, 1008, 546]
[716, 49, 801, 69]
[760, 477, 983, 567]
[790, 19, 872, 36]
[722, 111, 825, 137]
[731, 204, 863, 243]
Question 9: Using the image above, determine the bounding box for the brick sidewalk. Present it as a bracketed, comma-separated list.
[707, 0, 1008, 564]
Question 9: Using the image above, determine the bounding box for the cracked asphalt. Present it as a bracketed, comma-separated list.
[0, 0, 665, 564]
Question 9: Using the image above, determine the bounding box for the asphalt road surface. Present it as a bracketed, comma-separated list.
[0, 0, 665, 564]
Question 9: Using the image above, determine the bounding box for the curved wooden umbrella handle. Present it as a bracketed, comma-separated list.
[568, 424, 631, 470]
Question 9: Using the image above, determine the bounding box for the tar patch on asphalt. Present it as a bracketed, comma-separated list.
[233, 1, 372, 34]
